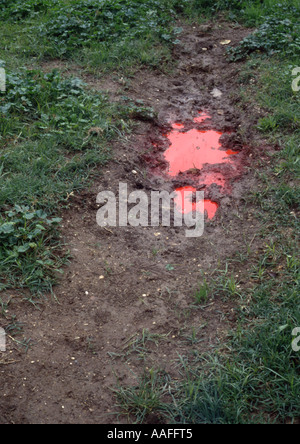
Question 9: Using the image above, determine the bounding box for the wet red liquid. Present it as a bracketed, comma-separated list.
[203, 199, 219, 220]
[164, 128, 235, 177]
[160, 114, 240, 219]
[174, 186, 218, 220]
[174, 186, 201, 214]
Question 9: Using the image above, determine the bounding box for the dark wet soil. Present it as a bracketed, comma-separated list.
[0, 21, 274, 424]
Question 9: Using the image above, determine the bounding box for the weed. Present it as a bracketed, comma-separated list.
[0, 205, 66, 294]
[0, 0, 184, 70]
[183, 325, 207, 345]
[113, 368, 172, 423]
[194, 279, 209, 305]
[229, 11, 300, 60]
[122, 329, 170, 362]
[0, 67, 120, 146]
[0, 0, 55, 22]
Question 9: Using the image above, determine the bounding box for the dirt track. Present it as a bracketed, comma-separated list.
[0, 22, 274, 424]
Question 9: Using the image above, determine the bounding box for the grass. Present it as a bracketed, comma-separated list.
[228, 10, 300, 61]
[0, 66, 136, 297]
[108, 329, 170, 363]
[113, 368, 173, 423]
[194, 279, 209, 305]
[115, 243, 299, 424]
[0, 205, 65, 294]
[0, 0, 184, 73]
[189, 0, 300, 26]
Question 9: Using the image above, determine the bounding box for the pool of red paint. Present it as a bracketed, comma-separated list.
[157, 113, 239, 220]
[174, 186, 219, 220]
[164, 127, 237, 177]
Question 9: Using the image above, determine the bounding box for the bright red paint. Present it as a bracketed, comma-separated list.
[226, 149, 238, 156]
[159, 114, 240, 219]
[174, 186, 218, 220]
[164, 127, 233, 177]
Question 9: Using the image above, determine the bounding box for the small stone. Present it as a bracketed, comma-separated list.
[211, 88, 223, 98]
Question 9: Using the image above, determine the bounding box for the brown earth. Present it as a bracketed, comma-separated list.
[0, 22, 275, 424]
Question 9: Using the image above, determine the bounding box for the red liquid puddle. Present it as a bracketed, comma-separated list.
[204, 199, 219, 220]
[174, 186, 201, 214]
[159, 113, 240, 220]
[174, 187, 218, 220]
[164, 128, 233, 177]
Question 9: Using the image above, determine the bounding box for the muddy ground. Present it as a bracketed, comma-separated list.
[0, 22, 275, 424]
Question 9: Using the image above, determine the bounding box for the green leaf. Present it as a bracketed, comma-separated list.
[24, 212, 36, 220]
[0, 223, 15, 234]
[50, 217, 62, 224]
[17, 244, 31, 253]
